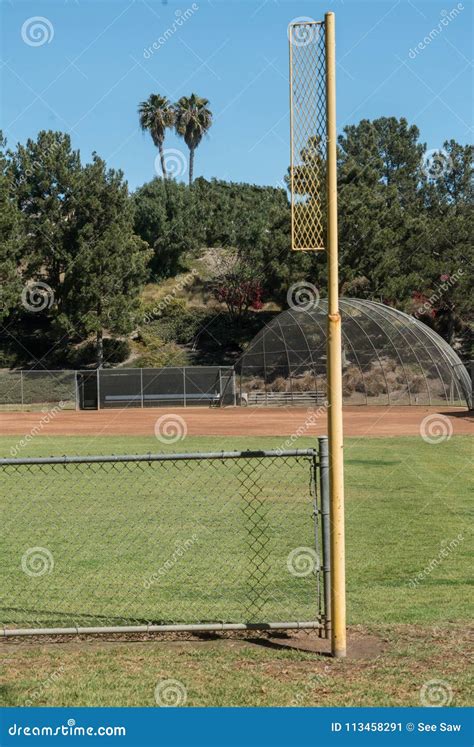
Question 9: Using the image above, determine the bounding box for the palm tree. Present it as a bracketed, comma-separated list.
[174, 93, 212, 185]
[138, 94, 175, 178]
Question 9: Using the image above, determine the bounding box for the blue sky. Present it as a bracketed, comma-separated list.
[1, 0, 472, 192]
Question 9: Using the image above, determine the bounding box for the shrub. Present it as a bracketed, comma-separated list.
[342, 365, 364, 396]
[363, 367, 387, 396]
[269, 376, 289, 392]
[133, 338, 189, 368]
[68, 339, 131, 368]
[141, 298, 205, 345]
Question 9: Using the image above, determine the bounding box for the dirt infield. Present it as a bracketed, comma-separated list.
[0, 406, 472, 438]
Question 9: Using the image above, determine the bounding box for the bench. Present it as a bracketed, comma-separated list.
[243, 391, 326, 407]
[103, 393, 221, 406]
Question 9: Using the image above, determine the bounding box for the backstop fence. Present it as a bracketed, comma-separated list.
[0, 367, 236, 411]
[0, 440, 330, 637]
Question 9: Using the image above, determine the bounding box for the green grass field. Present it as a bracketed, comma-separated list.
[1, 434, 472, 707]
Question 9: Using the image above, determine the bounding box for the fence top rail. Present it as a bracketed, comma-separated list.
[0, 448, 319, 466]
[0, 366, 235, 375]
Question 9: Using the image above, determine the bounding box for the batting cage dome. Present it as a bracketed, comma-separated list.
[233, 299, 471, 408]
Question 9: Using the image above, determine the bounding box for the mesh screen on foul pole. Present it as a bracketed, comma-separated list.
[289, 21, 327, 251]
[289, 12, 347, 658]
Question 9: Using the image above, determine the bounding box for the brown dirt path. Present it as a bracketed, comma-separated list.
[0, 406, 472, 438]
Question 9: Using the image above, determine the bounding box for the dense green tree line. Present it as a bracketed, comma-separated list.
[0, 131, 151, 367]
[0, 116, 472, 369]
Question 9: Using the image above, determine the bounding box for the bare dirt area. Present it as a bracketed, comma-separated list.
[0, 405, 472, 438]
[0, 627, 385, 660]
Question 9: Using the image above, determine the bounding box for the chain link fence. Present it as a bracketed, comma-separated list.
[0, 370, 76, 411]
[0, 442, 330, 637]
[0, 367, 236, 411]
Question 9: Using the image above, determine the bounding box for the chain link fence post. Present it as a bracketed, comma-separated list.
[318, 436, 331, 638]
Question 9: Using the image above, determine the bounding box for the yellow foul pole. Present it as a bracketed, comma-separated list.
[325, 11, 346, 658]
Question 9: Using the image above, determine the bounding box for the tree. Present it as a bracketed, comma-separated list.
[174, 94, 212, 185]
[417, 140, 473, 348]
[138, 94, 175, 179]
[61, 155, 151, 366]
[212, 252, 263, 320]
[133, 178, 201, 278]
[336, 117, 428, 301]
[9, 131, 81, 298]
[0, 134, 24, 323]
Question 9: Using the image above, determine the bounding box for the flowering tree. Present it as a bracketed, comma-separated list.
[212, 252, 263, 319]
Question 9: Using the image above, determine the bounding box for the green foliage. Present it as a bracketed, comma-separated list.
[133, 332, 189, 367]
[0, 134, 24, 322]
[138, 94, 175, 179]
[68, 338, 131, 368]
[1, 117, 472, 370]
[141, 297, 204, 344]
[60, 154, 151, 365]
[174, 93, 212, 184]
[10, 130, 81, 293]
[133, 178, 199, 277]
[2, 131, 151, 368]
[335, 118, 472, 347]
